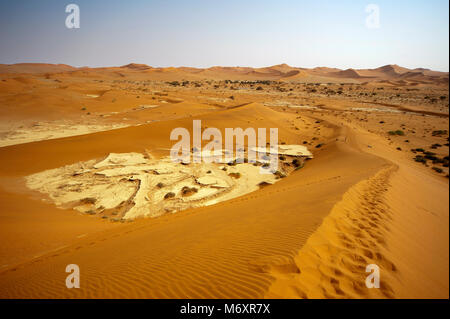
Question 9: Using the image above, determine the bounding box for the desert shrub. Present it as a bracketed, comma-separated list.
[414, 155, 427, 164]
[388, 130, 405, 136]
[424, 154, 438, 161]
[156, 182, 164, 188]
[227, 160, 237, 166]
[274, 171, 286, 179]
[432, 130, 448, 136]
[432, 167, 443, 173]
[181, 186, 198, 196]
[292, 159, 302, 167]
[258, 181, 271, 188]
[228, 172, 241, 179]
[81, 197, 97, 204]
[256, 86, 263, 91]
[164, 192, 175, 200]
[424, 151, 436, 156]
[432, 158, 445, 164]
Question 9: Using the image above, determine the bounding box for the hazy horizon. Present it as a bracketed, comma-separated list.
[1, 0, 449, 71]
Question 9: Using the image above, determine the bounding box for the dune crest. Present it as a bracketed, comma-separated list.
[266, 166, 399, 298]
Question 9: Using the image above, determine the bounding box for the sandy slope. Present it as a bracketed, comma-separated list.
[0, 64, 448, 299]
[266, 118, 449, 298]
[0, 103, 392, 298]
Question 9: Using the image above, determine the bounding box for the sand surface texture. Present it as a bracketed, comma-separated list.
[0, 63, 448, 298]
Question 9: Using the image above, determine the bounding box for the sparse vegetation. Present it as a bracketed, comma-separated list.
[164, 192, 175, 200]
[258, 181, 271, 188]
[181, 186, 198, 196]
[432, 130, 448, 137]
[81, 197, 97, 205]
[414, 155, 427, 164]
[388, 130, 405, 136]
[228, 172, 241, 179]
[432, 167, 443, 173]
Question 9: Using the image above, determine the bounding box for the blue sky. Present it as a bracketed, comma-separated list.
[0, 0, 448, 71]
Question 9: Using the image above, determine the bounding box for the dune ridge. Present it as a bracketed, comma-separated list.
[0, 108, 392, 298]
[265, 165, 399, 298]
[1, 63, 447, 85]
[0, 62, 447, 299]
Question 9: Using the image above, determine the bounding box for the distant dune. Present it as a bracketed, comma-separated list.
[0, 63, 76, 74]
[0, 63, 447, 85]
[0, 58, 448, 299]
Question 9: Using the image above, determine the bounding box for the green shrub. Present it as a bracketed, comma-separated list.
[388, 130, 405, 136]
[414, 155, 427, 164]
[432, 167, 443, 173]
[432, 130, 447, 137]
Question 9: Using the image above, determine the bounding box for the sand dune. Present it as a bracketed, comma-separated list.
[0, 63, 448, 299]
[1, 63, 447, 86]
[0, 63, 77, 74]
[0, 112, 391, 298]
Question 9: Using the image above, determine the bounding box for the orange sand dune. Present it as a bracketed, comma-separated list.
[0, 65, 448, 299]
[0, 63, 76, 74]
[266, 119, 449, 298]
[0, 105, 392, 298]
[2, 63, 447, 86]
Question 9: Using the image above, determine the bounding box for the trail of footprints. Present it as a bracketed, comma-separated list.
[266, 165, 399, 299]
